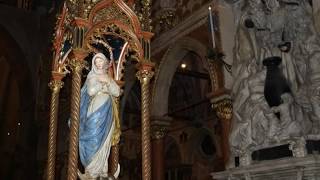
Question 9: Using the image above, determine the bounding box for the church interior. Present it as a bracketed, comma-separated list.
[0, 0, 320, 180]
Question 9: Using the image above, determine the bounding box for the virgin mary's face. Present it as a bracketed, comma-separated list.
[94, 57, 106, 70]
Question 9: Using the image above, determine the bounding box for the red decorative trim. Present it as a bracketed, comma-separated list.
[88, 0, 143, 36]
[140, 31, 154, 41]
[136, 61, 155, 71]
[72, 18, 92, 28]
[51, 71, 65, 80]
[52, 3, 68, 71]
[88, 0, 114, 23]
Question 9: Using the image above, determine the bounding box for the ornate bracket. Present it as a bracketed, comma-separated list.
[151, 116, 171, 140]
[136, 61, 155, 83]
[49, 72, 65, 93]
[68, 49, 88, 72]
[210, 91, 232, 121]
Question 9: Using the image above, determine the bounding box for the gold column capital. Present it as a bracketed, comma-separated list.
[67, 49, 87, 75]
[136, 70, 154, 83]
[68, 57, 87, 73]
[151, 116, 171, 140]
[48, 72, 65, 93]
[49, 80, 64, 93]
[151, 126, 168, 140]
[136, 61, 155, 83]
[210, 90, 232, 121]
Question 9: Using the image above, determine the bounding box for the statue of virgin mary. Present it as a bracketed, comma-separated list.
[78, 53, 121, 179]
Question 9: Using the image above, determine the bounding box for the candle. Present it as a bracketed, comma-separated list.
[208, 6, 216, 49]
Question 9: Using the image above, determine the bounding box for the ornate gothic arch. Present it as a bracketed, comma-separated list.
[48, 1, 154, 179]
[52, 0, 147, 76]
[82, 0, 145, 62]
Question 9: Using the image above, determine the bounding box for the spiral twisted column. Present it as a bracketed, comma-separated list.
[67, 50, 87, 180]
[110, 96, 121, 176]
[110, 144, 119, 175]
[210, 91, 232, 168]
[47, 72, 65, 180]
[136, 61, 154, 180]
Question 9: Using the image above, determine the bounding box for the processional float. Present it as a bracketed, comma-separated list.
[47, 0, 154, 180]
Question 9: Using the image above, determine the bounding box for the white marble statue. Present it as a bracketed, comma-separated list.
[270, 93, 302, 141]
[228, 0, 320, 160]
[78, 53, 121, 179]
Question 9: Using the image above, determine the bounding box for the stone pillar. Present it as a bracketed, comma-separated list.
[151, 117, 171, 180]
[67, 49, 87, 180]
[136, 61, 154, 180]
[47, 72, 65, 180]
[210, 89, 232, 168]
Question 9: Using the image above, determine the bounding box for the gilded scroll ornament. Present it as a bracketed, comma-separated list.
[140, 0, 153, 31]
[212, 97, 232, 121]
[151, 126, 168, 140]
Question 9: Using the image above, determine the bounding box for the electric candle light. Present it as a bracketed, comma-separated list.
[208, 6, 216, 49]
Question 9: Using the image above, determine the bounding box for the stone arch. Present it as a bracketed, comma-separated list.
[0, 25, 34, 115]
[0, 18, 38, 86]
[0, 21, 29, 58]
[151, 37, 223, 117]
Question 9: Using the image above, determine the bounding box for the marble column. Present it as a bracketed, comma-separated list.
[47, 72, 65, 180]
[67, 49, 87, 180]
[209, 89, 232, 168]
[151, 117, 171, 180]
[136, 61, 154, 180]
